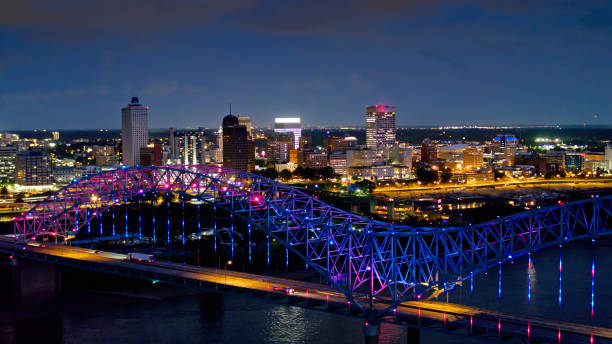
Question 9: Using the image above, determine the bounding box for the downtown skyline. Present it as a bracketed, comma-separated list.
[1, 0, 612, 130]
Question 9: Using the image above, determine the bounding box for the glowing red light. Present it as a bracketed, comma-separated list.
[527, 322, 530, 339]
[498, 318, 501, 335]
[558, 328, 561, 343]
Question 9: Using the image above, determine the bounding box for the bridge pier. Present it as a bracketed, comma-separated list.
[363, 322, 380, 344]
[10, 257, 62, 303]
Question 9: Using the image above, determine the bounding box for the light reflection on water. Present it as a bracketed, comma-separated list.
[2, 240, 611, 344]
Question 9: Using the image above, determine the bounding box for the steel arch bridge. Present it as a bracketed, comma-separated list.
[13, 165, 612, 316]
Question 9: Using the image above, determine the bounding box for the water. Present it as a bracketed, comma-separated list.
[2, 239, 611, 343]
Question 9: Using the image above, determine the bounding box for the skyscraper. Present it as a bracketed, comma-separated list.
[238, 117, 252, 136]
[121, 97, 149, 166]
[365, 105, 396, 149]
[222, 114, 254, 171]
[274, 117, 301, 150]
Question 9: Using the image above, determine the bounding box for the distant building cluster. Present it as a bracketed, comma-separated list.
[0, 97, 611, 196]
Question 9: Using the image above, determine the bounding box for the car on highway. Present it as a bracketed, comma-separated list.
[272, 286, 295, 295]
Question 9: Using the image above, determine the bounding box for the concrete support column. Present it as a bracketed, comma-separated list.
[363, 322, 380, 344]
[11, 257, 62, 303]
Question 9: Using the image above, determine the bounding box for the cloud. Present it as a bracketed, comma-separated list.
[0, 87, 110, 103]
[141, 79, 202, 96]
[0, 0, 257, 40]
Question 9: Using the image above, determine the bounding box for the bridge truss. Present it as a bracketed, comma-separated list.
[13, 166, 612, 316]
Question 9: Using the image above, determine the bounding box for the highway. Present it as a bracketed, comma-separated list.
[2, 236, 611, 343]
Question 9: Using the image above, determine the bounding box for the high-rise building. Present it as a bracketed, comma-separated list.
[169, 128, 207, 165]
[605, 143, 612, 171]
[365, 105, 396, 149]
[121, 97, 149, 166]
[0, 146, 17, 183]
[51, 131, 60, 141]
[222, 114, 254, 171]
[15, 149, 54, 187]
[169, 128, 177, 160]
[421, 138, 437, 164]
[238, 117, 252, 136]
[274, 118, 301, 150]
[267, 133, 294, 163]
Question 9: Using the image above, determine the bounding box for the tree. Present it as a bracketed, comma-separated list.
[279, 169, 293, 181]
[260, 168, 278, 180]
[415, 166, 438, 184]
[319, 166, 338, 180]
[354, 179, 375, 193]
[440, 167, 452, 183]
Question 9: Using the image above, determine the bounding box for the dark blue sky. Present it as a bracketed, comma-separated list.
[1, 0, 611, 129]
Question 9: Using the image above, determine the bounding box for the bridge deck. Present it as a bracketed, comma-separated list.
[2, 236, 611, 343]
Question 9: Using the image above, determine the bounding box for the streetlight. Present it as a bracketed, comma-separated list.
[224, 260, 232, 284]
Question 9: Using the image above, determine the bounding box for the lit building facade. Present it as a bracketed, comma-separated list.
[0, 146, 17, 183]
[15, 149, 54, 188]
[93, 145, 116, 166]
[121, 97, 149, 166]
[222, 114, 254, 171]
[274, 117, 301, 150]
[170, 128, 207, 165]
[462, 146, 484, 170]
[420, 138, 437, 163]
[365, 105, 396, 149]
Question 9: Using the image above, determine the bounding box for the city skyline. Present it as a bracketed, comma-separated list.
[2, 1, 612, 129]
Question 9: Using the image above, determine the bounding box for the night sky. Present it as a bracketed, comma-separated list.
[1, 0, 611, 129]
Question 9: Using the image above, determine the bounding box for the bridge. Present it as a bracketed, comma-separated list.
[6, 165, 612, 343]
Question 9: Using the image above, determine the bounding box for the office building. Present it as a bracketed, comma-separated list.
[565, 153, 585, 172]
[0, 146, 17, 183]
[421, 138, 437, 164]
[605, 143, 612, 171]
[267, 133, 294, 163]
[93, 145, 116, 166]
[15, 149, 54, 188]
[121, 97, 149, 166]
[140, 143, 164, 166]
[365, 105, 396, 149]
[51, 131, 60, 141]
[274, 117, 301, 150]
[462, 146, 484, 170]
[222, 114, 254, 171]
[238, 117, 252, 136]
[169, 128, 207, 165]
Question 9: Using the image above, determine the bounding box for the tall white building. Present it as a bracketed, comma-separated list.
[605, 142, 612, 171]
[365, 105, 396, 149]
[121, 97, 149, 166]
[274, 117, 301, 150]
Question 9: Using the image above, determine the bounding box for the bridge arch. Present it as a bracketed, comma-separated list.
[13, 165, 612, 314]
